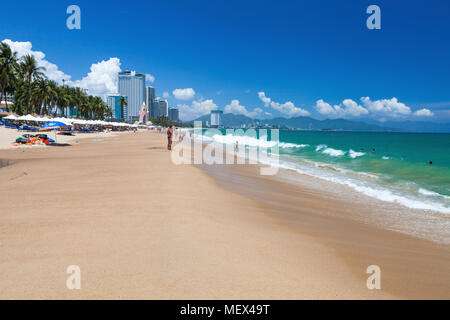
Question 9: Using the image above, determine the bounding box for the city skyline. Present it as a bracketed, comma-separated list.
[1, 1, 450, 123]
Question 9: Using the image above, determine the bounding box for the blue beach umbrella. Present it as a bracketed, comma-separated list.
[40, 121, 71, 143]
[41, 121, 70, 129]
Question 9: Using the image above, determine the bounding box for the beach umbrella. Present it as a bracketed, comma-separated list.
[40, 121, 71, 143]
[41, 121, 70, 129]
[17, 114, 38, 122]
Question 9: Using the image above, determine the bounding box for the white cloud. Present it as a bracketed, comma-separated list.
[270, 101, 310, 116]
[2, 39, 72, 84]
[178, 99, 218, 121]
[413, 108, 434, 117]
[163, 91, 170, 99]
[2, 39, 161, 100]
[315, 99, 368, 118]
[258, 92, 271, 106]
[361, 97, 411, 118]
[145, 73, 155, 83]
[258, 91, 309, 116]
[224, 100, 262, 118]
[72, 58, 122, 97]
[173, 88, 196, 100]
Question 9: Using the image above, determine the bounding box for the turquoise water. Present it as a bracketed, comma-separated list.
[198, 129, 450, 215]
[279, 131, 450, 198]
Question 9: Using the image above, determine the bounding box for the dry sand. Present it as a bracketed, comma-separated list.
[0, 131, 448, 299]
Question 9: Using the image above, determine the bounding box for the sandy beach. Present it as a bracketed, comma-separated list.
[0, 126, 122, 150]
[0, 130, 449, 299]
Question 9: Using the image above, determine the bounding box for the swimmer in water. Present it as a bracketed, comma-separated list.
[372, 148, 375, 152]
[429, 161, 433, 165]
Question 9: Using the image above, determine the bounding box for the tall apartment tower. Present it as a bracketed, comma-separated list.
[153, 98, 168, 118]
[210, 110, 223, 127]
[118, 70, 145, 120]
[168, 108, 179, 122]
[145, 86, 155, 117]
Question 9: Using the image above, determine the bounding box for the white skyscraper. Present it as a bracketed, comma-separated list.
[153, 98, 168, 118]
[118, 71, 145, 120]
[210, 110, 223, 127]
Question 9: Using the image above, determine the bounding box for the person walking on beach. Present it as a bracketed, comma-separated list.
[167, 126, 173, 150]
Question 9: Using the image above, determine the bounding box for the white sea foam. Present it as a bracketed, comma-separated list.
[315, 144, 327, 151]
[382, 156, 390, 160]
[289, 166, 450, 215]
[203, 134, 309, 150]
[418, 188, 450, 200]
[349, 149, 365, 159]
[278, 142, 309, 148]
[322, 147, 345, 157]
[197, 133, 450, 215]
[259, 153, 450, 215]
[210, 134, 277, 148]
[314, 144, 345, 157]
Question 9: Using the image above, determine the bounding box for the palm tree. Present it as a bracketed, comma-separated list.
[0, 45, 114, 120]
[20, 54, 46, 114]
[32, 78, 57, 115]
[66, 87, 78, 117]
[0, 42, 19, 110]
[118, 96, 127, 120]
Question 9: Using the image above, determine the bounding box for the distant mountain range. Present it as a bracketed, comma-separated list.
[192, 113, 450, 133]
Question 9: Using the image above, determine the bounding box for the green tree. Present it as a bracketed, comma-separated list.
[0, 42, 18, 110]
[118, 96, 127, 119]
[20, 54, 46, 114]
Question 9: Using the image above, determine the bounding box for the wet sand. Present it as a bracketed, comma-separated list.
[200, 163, 450, 299]
[0, 131, 448, 299]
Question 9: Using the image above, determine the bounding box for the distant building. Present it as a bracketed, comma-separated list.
[210, 110, 223, 127]
[68, 107, 78, 117]
[107, 94, 128, 120]
[146, 86, 155, 117]
[168, 108, 179, 122]
[152, 98, 168, 118]
[118, 70, 145, 120]
[0, 94, 13, 112]
[2, 94, 13, 104]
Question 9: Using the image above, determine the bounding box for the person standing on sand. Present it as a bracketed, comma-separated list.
[167, 126, 173, 150]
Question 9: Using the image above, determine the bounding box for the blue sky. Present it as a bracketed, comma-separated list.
[1, 0, 450, 121]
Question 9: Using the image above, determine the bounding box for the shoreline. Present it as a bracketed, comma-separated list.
[199, 161, 450, 299]
[0, 132, 448, 299]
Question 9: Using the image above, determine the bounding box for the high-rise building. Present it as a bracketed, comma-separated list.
[152, 98, 168, 118]
[145, 86, 155, 117]
[168, 108, 179, 122]
[210, 110, 223, 127]
[118, 71, 145, 120]
[107, 94, 128, 120]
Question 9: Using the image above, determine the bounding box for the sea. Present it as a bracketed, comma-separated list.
[194, 129, 450, 243]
